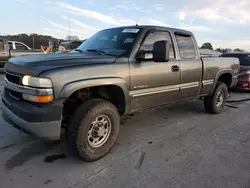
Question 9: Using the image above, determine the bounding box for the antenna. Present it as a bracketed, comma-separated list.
[136, 20, 138, 26]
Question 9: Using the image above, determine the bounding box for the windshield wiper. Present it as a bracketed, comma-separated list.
[86, 49, 106, 55]
[74, 48, 84, 52]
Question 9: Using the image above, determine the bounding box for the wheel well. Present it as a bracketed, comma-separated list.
[62, 85, 126, 127]
[218, 73, 232, 88]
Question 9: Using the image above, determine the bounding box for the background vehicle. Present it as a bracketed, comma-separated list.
[0, 38, 43, 68]
[2, 26, 239, 162]
[8, 41, 32, 50]
[221, 52, 250, 90]
[199, 48, 221, 57]
[41, 39, 85, 53]
[58, 40, 85, 52]
[41, 39, 59, 53]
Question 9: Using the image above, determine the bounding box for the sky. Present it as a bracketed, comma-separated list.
[1, 0, 250, 50]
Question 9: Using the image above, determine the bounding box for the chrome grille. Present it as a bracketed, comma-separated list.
[5, 71, 22, 100]
[5, 72, 21, 85]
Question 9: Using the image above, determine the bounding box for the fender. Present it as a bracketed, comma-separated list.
[210, 69, 233, 95]
[59, 77, 130, 113]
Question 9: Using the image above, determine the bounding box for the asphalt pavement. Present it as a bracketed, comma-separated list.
[0, 74, 250, 188]
[0, 74, 31, 150]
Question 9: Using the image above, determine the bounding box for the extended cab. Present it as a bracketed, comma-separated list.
[0, 38, 43, 68]
[2, 26, 240, 161]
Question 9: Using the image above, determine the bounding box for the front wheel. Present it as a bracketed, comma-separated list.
[67, 99, 120, 162]
[204, 82, 228, 114]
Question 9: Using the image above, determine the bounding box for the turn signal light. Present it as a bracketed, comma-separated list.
[22, 94, 54, 103]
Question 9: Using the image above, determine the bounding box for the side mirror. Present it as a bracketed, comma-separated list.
[136, 50, 153, 61]
[136, 50, 145, 60]
[153, 40, 170, 62]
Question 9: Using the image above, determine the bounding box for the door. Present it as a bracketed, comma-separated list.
[174, 34, 202, 99]
[0, 39, 8, 67]
[130, 30, 181, 111]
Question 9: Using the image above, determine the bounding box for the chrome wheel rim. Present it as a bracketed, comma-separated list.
[216, 90, 224, 107]
[87, 115, 112, 148]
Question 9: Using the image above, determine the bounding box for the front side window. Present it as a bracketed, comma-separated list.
[77, 28, 141, 56]
[140, 31, 175, 58]
[0, 40, 4, 50]
[175, 34, 196, 59]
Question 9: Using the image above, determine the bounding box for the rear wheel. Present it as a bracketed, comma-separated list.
[67, 99, 120, 161]
[204, 82, 228, 114]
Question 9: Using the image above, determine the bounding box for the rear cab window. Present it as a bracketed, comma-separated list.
[175, 34, 196, 59]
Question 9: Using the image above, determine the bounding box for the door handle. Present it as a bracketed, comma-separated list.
[2, 51, 7, 54]
[171, 65, 179, 72]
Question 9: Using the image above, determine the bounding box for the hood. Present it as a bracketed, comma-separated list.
[5, 52, 117, 76]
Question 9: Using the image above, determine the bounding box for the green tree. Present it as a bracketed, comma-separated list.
[215, 48, 223, 53]
[215, 48, 232, 53]
[234, 48, 244, 52]
[201, 42, 213, 50]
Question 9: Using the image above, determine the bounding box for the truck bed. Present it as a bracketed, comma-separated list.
[199, 57, 240, 95]
[202, 57, 239, 81]
[10, 49, 44, 58]
[0, 50, 44, 69]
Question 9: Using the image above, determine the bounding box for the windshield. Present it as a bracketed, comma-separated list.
[221, 53, 250, 66]
[76, 28, 141, 56]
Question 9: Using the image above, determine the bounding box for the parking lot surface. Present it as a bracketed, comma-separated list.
[0, 73, 250, 188]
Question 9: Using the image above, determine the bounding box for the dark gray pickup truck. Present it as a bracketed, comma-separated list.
[2, 25, 239, 161]
[0, 38, 43, 68]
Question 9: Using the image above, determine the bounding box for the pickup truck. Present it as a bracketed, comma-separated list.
[0, 38, 43, 68]
[2, 25, 240, 162]
[8, 41, 32, 50]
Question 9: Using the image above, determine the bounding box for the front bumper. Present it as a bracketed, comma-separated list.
[235, 80, 250, 91]
[2, 89, 63, 141]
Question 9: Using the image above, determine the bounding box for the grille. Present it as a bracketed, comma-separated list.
[7, 89, 22, 100]
[5, 72, 22, 100]
[5, 72, 21, 85]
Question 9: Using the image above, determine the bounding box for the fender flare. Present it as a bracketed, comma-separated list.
[211, 69, 233, 94]
[59, 77, 130, 113]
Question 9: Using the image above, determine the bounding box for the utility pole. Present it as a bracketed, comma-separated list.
[32, 37, 35, 49]
[68, 16, 71, 42]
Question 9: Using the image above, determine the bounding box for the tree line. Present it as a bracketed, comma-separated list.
[201, 42, 245, 53]
[0, 34, 246, 53]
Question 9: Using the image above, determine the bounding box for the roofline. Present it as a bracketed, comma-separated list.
[223, 52, 250, 54]
[100, 25, 193, 34]
[9, 41, 23, 43]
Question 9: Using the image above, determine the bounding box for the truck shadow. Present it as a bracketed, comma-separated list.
[5, 141, 62, 170]
[4, 98, 239, 171]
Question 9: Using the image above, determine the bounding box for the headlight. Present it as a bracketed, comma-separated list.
[22, 75, 52, 88]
